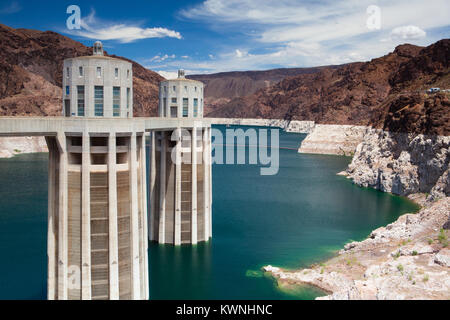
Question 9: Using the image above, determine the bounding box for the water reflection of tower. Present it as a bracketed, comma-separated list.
[149, 70, 213, 245]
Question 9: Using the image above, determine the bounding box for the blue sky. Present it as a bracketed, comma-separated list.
[0, 0, 449, 77]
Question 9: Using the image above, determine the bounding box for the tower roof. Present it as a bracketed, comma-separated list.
[93, 41, 104, 56]
[160, 69, 203, 85]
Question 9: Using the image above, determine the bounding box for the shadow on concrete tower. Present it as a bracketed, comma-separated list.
[148, 70, 213, 245]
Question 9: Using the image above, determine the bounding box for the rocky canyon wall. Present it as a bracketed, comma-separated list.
[342, 129, 449, 199]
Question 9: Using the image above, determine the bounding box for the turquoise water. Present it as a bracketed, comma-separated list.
[0, 125, 419, 300]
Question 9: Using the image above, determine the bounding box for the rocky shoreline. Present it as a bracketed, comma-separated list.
[0, 136, 47, 158]
[207, 117, 316, 133]
[264, 195, 449, 300]
[265, 127, 450, 300]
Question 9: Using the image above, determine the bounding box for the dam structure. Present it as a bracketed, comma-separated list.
[0, 42, 212, 300]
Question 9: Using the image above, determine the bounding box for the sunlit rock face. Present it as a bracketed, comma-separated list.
[346, 129, 450, 199]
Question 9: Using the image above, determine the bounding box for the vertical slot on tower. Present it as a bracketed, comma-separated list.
[89, 136, 110, 300]
[197, 129, 205, 242]
[117, 136, 131, 299]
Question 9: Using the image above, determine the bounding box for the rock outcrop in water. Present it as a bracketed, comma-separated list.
[0, 137, 48, 158]
[343, 129, 450, 199]
[298, 125, 369, 156]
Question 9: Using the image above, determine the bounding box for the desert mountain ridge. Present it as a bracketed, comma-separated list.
[187, 65, 342, 113]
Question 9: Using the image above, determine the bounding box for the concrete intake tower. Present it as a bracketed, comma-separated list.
[47, 41, 148, 300]
[149, 70, 213, 245]
[46, 42, 213, 299]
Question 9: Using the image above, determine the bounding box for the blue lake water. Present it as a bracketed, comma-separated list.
[0, 125, 419, 299]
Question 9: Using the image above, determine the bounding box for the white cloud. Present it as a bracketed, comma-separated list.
[390, 25, 426, 40]
[0, 1, 21, 14]
[180, 0, 349, 25]
[149, 54, 176, 63]
[182, 0, 449, 33]
[175, 0, 450, 72]
[69, 11, 182, 43]
[235, 49, 251, 58]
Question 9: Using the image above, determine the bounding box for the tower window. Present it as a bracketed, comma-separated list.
[66, 67, 70, 78]
[79, 67, 83, 77]
[194, 98, 198, 117]
[113, 87, 121, 117]
[127, 70, 130, 79]
[115, 68, 119, 78]
[184, 86, 188, 93]
[97, 67, 102, 77]
[183, 98, 189, 117]
[164, 86, 167, 93]
[171, 98, 177, 104]
[163, 98, 167, 117]
[77, 86, 85, 116]
[195, 87, 197, 92]
[173, 86, 176, 92]
[94, 86, 104, 116]
[127, 88, 131, 110]
[66, 86, 70, 95]
[170, 106, 177, 118]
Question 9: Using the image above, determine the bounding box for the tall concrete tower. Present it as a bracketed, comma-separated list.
[149, 70, 213, 245]
[47, 42, 148, 300]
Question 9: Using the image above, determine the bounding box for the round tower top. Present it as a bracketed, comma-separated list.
[178, 69, 185, 79]
[93, 41, 104, 56]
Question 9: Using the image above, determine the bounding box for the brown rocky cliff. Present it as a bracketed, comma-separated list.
[0, 23, 164, 117]
[188, 66, 340, 114]
[371, 92, 450, 136]
[390, 39, 450, 92]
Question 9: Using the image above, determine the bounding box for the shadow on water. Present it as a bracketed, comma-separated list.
[0, 126, 419, 300]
